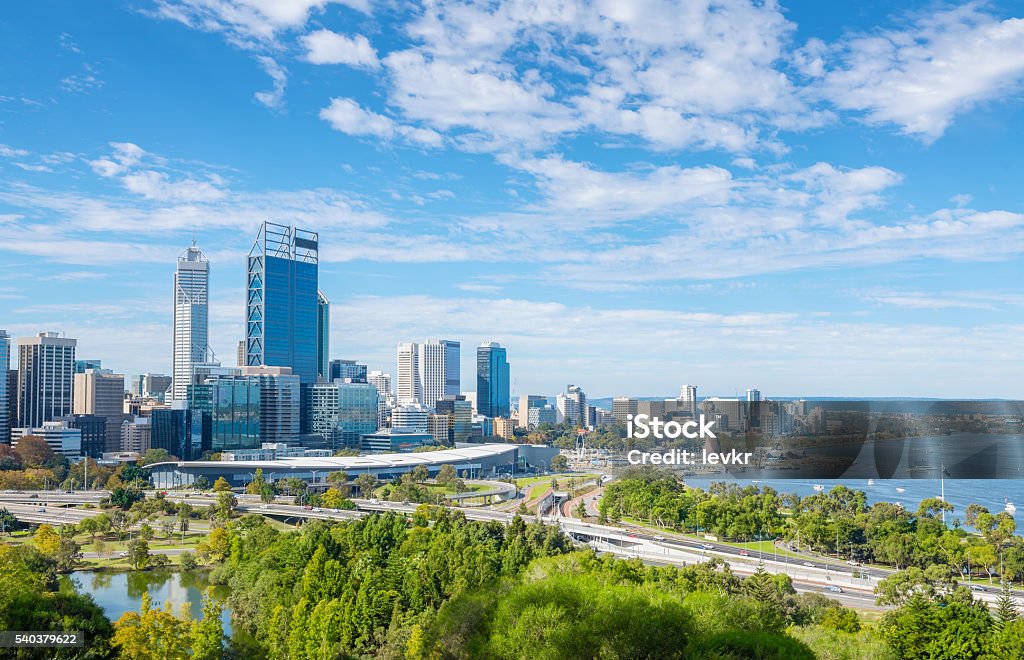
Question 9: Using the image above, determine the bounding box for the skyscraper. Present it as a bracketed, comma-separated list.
[17, 332, 76, 428]
[419, 339, 460, 410]
[309, 380, 378, 450]
[245, 222, 319, 384]
[74, 359, 102, 374]
[317, 289, 330, 380]
[367, 370, 392, 428]
[73, 368, 127, 452]
[681, 385, 698, 417]
[0, 330, 8, 444]
[556, 384, 587, 427]
[329, 359, 367, 383]
[476, 342, 510, 418]
[396, 342, 420, 404]
[172, 243, 210, 402]
[187, 367, 300, 451]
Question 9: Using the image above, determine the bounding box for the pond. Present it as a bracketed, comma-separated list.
[60, 570, 233, 634]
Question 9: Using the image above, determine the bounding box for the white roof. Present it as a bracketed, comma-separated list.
[148, 443, 520, 471]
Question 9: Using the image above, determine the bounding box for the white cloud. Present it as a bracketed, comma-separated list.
[319, 97, 442, 147]
[0, 144, 29, 158]
[816, 5, 1024, 140]
[254, 55, 287, 108]
[88, 142, 227, 202]
[301, 29, 378, 67]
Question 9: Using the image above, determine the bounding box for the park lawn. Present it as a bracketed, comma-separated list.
[514, 473, 598, 489]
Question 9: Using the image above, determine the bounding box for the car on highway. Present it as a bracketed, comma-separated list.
[312, 507, 322, 512]
[738, 550, 749, 557]
[970, 585, 986, 592]
[628, 533, 638, 539]
[846, 559, 860, 566]
[653, 535, 665, 541]
[37, 507, 45, 512]
[624, 553, 639, 559]
[700, 544, 714, 550]
[258, 504, 269, 510]
[119, 551, 129, 558]
[802, 561, 815, 567]
[826, 585, 843, 593]
[369, 498, 379, 504]
[303, 505, 312, 510]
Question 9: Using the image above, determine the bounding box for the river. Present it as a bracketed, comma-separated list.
[60, 570, 232, 634]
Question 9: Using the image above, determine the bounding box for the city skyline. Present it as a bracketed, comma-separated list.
[1, 1, 1024, 397]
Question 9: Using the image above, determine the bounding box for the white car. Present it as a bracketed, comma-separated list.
[624, 553, 639, 560]
[369, 498, 379, 504]
[258, 504, 269, 510]
[826, 585, 843, 593]
[118, 551, 129, 558]
[654, 535, 665, 541]
[700, 543, 714, 550]
[971, 585, 986, 592]
[312, 507, 322, 512]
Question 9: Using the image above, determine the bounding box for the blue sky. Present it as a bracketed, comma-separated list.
[1, 0, 1023, 399]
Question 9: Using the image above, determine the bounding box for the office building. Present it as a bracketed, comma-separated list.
[392, 403, 429, 431]
[6, 370, 16, 439]
[680, 385, 698, 417]
[63, 414, 107, 459]
[419, 339, 459, 410]
[188, 367, 300, 452]
[527, 404, 556, 429]
[144, 374, 172, 401]
[317, 289, 330, 379]
[556, 384, 587, 427]
[237, 341, 245, 367]
[121, 416, 152, 453]
[516, 395, 547, 429]
[74, 359, 102, 374]
[0, 331, 8, 445]
[309, 380, 378, 451]
[612, 397, 638, 424]
[151, 407, 201, 461]
[427, 413, 451, 445]
[637, 400, 666, 418]
[594, 408, 616, 427]
[172, 243, 210, 402]
[245, 222, 319, 385]
[476, 343, 510, 418]
[436, 395, 472, 443]
[330, 359, 367, 383]
[367, 370, 393, 428]
[494, 416, 515, 440]
[360, 429, 432, 454]
[74, 368, 128, 453]
[17, 332, 76, 428]
[396, 342, 420, 404]
[12, 422, 82, 458]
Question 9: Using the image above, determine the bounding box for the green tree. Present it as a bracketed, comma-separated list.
[190, 588, 225, 660]
[54, 536, 82, 572]
[127, 539, 150, 570]
[436, 464, 456, 487]
[213, 476, 232, 492]
[141, 448, 172, 465]
[411, 464, 430, 483]
[216, 491, 237, 520]
[246, 468, 266, 495]
[139, 522, 155, 542]
[113, 592, 192, 660]
[550, 454, 568, 471]
[356, 472, 378, 497]
[33, 523, 61, 556]
[994, 580, 1019, 631]
[94, 538, 109, 563]
[820, 606, 861, 633]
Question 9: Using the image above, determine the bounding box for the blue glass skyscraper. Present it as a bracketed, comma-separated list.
[245, 222, 319, 384]
[476, 342, 510, 418]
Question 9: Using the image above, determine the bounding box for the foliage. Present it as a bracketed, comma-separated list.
[213, 476, 232, 492]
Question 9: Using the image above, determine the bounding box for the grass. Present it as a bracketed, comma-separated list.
[514, 473, 598, 489]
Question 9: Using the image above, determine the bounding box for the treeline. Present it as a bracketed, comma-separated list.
[0, 441, 172, 491]
[600, 469, 1024, 581]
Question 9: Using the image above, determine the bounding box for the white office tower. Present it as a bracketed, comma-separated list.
[17, 332, 76, 428]
[368, 370, 392, 429]
[746, 388, 761, 402]
[396, 342, 421, 405]
[681, 384, 698, 417]
[556, 384, 587, 427]
[0, 330, 8, 444]
[172, 243, 209, 402]
[392, 403, 429, 431]
[419, 339, 460, 410]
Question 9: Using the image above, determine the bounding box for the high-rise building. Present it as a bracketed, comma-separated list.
[64, 414, 107, 459]
[120, 416, 152, 454]
[330, 359, 367, 383]
[245, 222, 319, 385]
[151, 407, 201, 461]
[237, 341, 245, 367]
[309, 380, 378, 451]
[396, 342, 420, 404]
[494, 416, 515, 440]
[419, 339, 459, 410]
[436, 395, 472, 443]
[557, 384, 587, 427]
[317, 290, 330, 380]
[392, 403, 429, 431]
[0, 330, 8, 445]
[367, 370, 392, 428]
[73, 368, 127, 452]
[427, 413, 451, 445]
[612, 397, 638, 424]
[746, 388, 761, 402]
[187, 367, 300, 452]
[476, 343, 509, 418]
[680, 385, 698, 417]
[17, 332, 76, 428]
[143, 374, 172, 401]
[6, 369, 15, 441]
[528, 404, 556, 429]
[172, 243, 210, 402]
[516, 395, 547, 428]
[74, 359, 102, 374]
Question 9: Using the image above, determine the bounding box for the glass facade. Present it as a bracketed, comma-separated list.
[437, 396, 473, 443]
[329, 359, 368, 383]
[66, 414, 106, 459]
[246, 222, 319, 385]
[188, 379, 260, 452]
[309, 381, 378, 451]
[151, 408, 201, 461]
[476, 343, 510, 418]
[0, 331, 8, 445]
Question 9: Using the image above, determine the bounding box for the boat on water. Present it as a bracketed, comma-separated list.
[1006, 500, 1017, 515]
[867, 479, 875, 486]
[813, 484, 824, 492]
[896, 487, 906, 493]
